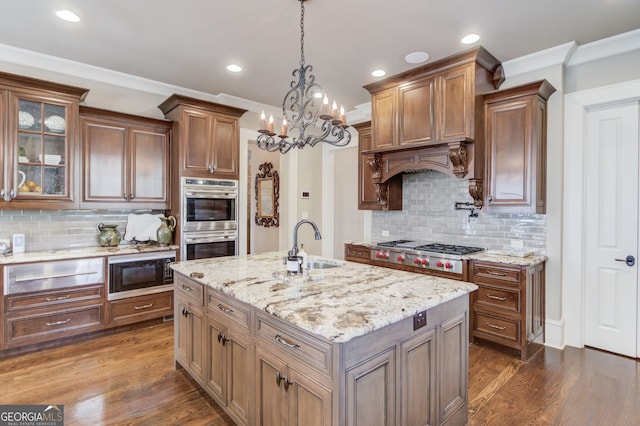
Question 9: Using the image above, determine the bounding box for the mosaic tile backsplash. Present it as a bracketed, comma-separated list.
[371, 171, 546, 253]
[0, 209, 163, 252]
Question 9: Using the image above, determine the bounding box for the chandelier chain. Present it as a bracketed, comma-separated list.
[299, 0, 305, 66]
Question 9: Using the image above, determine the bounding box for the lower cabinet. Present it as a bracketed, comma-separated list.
[108, 291, 173, 326]
[470, 260, 545, 360]
[174, 272, 470, 425]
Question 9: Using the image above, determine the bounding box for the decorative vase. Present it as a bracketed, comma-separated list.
[157, 216, 176, 246]
[97, 223, 121, 247]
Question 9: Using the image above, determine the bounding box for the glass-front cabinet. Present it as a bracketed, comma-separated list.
[0, 72, 88, 209]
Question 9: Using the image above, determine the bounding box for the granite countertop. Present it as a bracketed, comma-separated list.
[0, 244, 179, 265]
[170, 251, 478, 343]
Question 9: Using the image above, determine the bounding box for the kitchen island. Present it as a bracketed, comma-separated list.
[170, 251, 477, 426]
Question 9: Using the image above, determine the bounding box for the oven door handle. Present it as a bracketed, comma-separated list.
[184, 190, 236, 199]
[184, 235, 235, 244]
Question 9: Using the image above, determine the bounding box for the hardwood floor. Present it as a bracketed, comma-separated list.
[1, 321, 638, 425]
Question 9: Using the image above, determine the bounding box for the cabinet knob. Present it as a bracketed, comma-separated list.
[207, 164, 216, 173]
[9, 188, 15, 199]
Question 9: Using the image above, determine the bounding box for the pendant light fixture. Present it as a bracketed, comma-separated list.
[257, 0, 351, 154]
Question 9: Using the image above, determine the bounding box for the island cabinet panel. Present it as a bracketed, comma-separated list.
[470, 259, 545, 361]
[174, 275, 205, 382]
[345, 347, 396, 426]
[79, 107, 171, 210]
[439, 313, 468, 425]
[400, 328, 437, 426]
[205, 288, 251, 426]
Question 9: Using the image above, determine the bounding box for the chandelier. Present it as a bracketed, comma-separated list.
[257, 0, 351, 154]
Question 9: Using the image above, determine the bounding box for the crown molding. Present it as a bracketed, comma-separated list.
[567, 28, 640, 67]
[502, 42, 577, 78]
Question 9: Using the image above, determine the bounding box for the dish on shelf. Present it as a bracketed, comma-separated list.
[44, 154, 63, 165]
[45, 115, 65, 132]
[18, 111, 35, 129]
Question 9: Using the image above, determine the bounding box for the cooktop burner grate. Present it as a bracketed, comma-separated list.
[414, 243, 485, 255]
[377, 239, 414, 247]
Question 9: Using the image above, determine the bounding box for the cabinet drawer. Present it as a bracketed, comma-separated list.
[6, 304, 104, 345]
[5, 285, 104, 313]
[4, 258, 105, 294]
[109, 291, 173, 324]
[473, 262, 521, 286]
[175, 274, 204, 305]
[255, 310, 332, 376]
[206, 289, 250, 330]
[475, 285, 520, 313]
[344, 244, 371, 262]
[473, 312, 520, 343]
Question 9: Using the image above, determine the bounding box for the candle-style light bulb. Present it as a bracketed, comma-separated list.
[339, 105, 346, 124]
[280, 118, 288, 137]
[259, 111, 267, 131]
[331, 101, 338, 119]
[267, 114, 275, 134]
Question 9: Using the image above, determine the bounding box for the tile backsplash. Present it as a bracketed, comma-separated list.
[0, 209, 163, 252]
[371, 171, 546, 253]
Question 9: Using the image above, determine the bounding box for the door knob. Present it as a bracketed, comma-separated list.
[615, 255, 635, 267]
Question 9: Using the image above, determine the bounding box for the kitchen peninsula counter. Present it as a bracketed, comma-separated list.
[171, 251, 477, 425]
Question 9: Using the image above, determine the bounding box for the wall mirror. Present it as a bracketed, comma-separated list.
[255, 162, 279, 227]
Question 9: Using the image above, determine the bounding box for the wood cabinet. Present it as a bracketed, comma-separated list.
[354, 121, 402, 211]
[0, 72, 88, 209]
[470, 259, 545, 360]
[205, 288, 251, 425]
[79, 107, 171, 210]
[174, 270, 471, 425]
[174, 274, 205, 381]
[361, 48, 504, 209]
[3, 258, 106, 348]
[158, 94, 247, 180]
[483, 80, 556, 213]
[370, 64, 474, 150]
[108, 291, 173, 326]
[343, 243, 371, 264]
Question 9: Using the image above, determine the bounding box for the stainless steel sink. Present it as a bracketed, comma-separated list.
[308, 260, 343, 270]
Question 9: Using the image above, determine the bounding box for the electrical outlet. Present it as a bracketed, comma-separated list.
[382, 230, 389, 237]
[413, 310, 427, 330]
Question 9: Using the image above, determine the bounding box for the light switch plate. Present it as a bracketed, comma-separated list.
[12, 234, 25, 253]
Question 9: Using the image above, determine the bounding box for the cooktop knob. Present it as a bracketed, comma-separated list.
[436, 260, 444, 268]
[397, 255, 405, 262]
[421, 258, 429, 266]
[413, 258, 420, 264]
[445, 262, 453, 269]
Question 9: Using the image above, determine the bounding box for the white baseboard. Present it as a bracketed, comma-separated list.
[544, 318, 565, 350]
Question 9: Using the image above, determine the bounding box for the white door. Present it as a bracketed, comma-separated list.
[584, 101, 639, 357]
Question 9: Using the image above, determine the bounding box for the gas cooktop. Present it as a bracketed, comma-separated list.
[376, 240, 485, 256]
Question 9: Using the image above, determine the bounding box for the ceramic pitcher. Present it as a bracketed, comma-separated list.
[97, 223, 121, 247]
[157, 216, 176, 246]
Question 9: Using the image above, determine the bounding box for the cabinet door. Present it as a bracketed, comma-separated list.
[206, 315, 227, 403]
[10, 92, 78, 207]
[188, 303, 205, 381]
[287, 366, 332, 426]
[182, 108, 213, 175]
[255, 345, 287, 426]
[398, 77, 436, 146]
[345, 348, 396, 426]
[439, 313, 468, 425]
[210, 116, 239, 179]
[485, 95, 541, 213]
[400, 328, 437, 426]
[175, 297, 190, 366]
[438, 64, 473, 141]
[371, 88, 396, 150]
[81, 119, 127, 203]
[226, 326, 250, 425]
[129, 125, 170, 207]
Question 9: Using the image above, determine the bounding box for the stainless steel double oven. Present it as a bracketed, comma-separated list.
[181, 177, 238, 260]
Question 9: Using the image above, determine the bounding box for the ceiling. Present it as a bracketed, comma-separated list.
[1, 0, 639, 112]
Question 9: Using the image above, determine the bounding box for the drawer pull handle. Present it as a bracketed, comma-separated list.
[486, 294, 507, 301]
[46, 319, 71, 327]
[275, 334, 300, 349]
[189, 272, 204, 279]
[181, 285, 193, 291]
[134, 303, 154, 310]
[46, 295, 71, 302]
[486, 322, 507, 330]
[487, 271, 507, 277]
[15, 270, 99, 283]
[217, 303, 234, 314]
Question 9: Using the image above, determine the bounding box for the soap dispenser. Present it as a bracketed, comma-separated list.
[298, 244, 308, 272]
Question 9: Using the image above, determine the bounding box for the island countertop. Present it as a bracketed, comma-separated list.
[170, 251, 477, 343]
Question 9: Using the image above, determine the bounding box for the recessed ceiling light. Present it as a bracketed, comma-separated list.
[404, 51, 429, 64]
[371, 69, 386, 78]
[55, 10, 80, 23]
[461, 33, 480, 44]
[226, 64, 242, 73]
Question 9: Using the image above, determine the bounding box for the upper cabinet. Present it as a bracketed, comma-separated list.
[0, 72, 88, 209]
[483, 80, 556, 214]
[79, 107, 172, 210]
[158, 95, 247, 180]
[364, 47, 503, 152]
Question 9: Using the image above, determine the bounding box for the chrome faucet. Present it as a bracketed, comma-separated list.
[288, 219, 322, 257]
